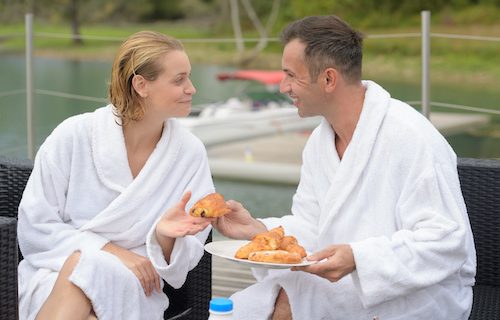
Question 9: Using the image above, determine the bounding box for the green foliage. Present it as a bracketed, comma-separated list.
[140, 0, 185, 21]
[2, 0, 499, 30]
[276, 0, 500, 29]
[438, 4, 500, 24]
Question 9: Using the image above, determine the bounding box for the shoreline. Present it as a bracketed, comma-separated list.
[1, 48, 498, 92]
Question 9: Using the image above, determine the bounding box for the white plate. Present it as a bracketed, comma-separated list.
[204, 240, 317, 269]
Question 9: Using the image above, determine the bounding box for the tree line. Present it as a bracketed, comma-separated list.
[1, 0, 499, 41]
[2, 0, 499, 24]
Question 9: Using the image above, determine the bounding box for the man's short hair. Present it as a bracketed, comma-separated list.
[281, 15, 364, 84]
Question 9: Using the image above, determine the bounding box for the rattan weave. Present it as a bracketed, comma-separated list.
[458, 158, 500, 320]
[0, 216, 18, 319]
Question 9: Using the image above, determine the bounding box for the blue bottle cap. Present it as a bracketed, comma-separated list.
[210, 297, 233, 312]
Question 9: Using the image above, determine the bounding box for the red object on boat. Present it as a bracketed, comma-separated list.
[217, 70, 284, 85]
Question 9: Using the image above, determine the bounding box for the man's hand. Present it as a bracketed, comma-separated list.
[211, 200, 267, 240]
[102, 243, 161, 296]
[291, 244, 356, 282]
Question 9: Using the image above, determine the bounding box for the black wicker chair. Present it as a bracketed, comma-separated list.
[458, 158, 500, 320]
[2, 156, 500, 319]
[0, 156, 212, 320]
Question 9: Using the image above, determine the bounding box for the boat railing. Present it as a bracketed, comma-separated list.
[0, 11, 499, 159]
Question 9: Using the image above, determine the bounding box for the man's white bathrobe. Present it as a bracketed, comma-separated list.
[17, 105, 214, 320]
[231, 81, 476, 320]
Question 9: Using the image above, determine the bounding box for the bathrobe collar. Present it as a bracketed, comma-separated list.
[91, 105, 177, 193]
[319, 81, 391, 232]
[85, 105, 182, 232]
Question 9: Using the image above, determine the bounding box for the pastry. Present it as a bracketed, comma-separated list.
[252, 226, 284, 250]
[279, 236, 307, 258]
[248, 250, 302, 264]
[189, 192, 230, 218]
[235, 238, 273, 259]
[235, 226, 284, 259]
[234, 226, 307, 264]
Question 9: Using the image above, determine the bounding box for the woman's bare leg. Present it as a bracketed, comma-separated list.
[36, 251, 95, 320]
[271, 288, 292, 320]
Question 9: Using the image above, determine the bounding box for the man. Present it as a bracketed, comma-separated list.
[213, 15, 475, 320]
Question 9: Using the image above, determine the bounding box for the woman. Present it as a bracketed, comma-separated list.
[17, 31, 214, 320]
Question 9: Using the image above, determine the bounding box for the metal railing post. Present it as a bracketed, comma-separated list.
[25, 13, 35, 159]
[421, 11, 431, 119]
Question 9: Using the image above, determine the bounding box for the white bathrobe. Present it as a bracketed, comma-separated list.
[231, 81, 476, 320]
[17, 105, 215, 320]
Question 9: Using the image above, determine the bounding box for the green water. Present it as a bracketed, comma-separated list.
[1, 55, 499, 158]
[0, 55, 499, 218]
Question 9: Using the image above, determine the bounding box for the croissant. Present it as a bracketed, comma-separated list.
[235, 238, 273, 259]
[235, 226, 307, 264]
[252, 226, 285, 250]
[279, 236, 307, 258]
[189, 192, 230, 218]
[248, 250, 302, 264]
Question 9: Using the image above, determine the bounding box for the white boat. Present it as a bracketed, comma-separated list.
[178, 70, 321, 146]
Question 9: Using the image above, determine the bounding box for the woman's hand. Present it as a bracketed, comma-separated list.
[291, 244, 356, 282]
[102, 242, 161, 296]
[211, 200, 267, 240]
[154, 191, 212, 263]
[155, 191, 212, 239]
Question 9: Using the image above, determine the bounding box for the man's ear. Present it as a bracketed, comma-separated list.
[131, 74, 148, 98]
[323, 68, 337, 93]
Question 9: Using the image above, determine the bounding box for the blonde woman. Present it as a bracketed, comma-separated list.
[18, 31, 214, 320]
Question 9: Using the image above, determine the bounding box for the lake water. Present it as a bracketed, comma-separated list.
[1, 55, 499, 218]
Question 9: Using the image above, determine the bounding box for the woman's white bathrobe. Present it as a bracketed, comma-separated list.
[231, 81, 476, 320]
[17, 105, 214, 320]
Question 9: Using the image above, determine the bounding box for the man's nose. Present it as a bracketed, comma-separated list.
[279, 79, 290, 94]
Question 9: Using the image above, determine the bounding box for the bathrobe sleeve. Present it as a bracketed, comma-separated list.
[261, 133, 321, 251]
[145, 137, 215, 288]
[18, 143, 109, 270]
[349, 157, 470, 307]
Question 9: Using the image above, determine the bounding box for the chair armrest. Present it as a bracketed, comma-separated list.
[0, 156, 33, 218]
[0, 216, 18, 318]
[163, 232, 212, 320]
[469, 285, 500, 319]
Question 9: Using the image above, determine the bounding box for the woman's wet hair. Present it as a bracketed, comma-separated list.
[109, 31, 183, 124]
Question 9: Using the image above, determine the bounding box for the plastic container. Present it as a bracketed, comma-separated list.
[208, 297, 234, 319]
